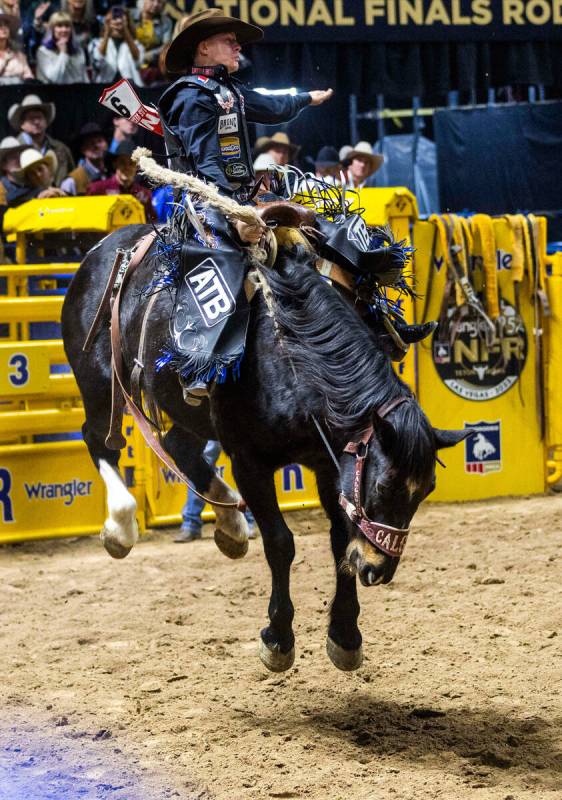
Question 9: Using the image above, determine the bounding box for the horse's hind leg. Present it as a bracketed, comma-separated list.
[162, 425, 249, 559]
[317, 468, 363, 671]
[231, 457, 296, 672]
[79, 376, 138, 559]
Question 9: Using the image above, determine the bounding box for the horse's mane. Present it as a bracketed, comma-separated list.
[263, 250, 436, 476]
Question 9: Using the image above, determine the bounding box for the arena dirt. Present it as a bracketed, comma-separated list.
[0, 494, 561, 800]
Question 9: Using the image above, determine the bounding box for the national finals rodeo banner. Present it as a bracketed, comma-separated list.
[164, 0, 562, 41]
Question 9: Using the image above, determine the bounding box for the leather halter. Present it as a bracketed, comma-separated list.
[339, 396, 412, 559]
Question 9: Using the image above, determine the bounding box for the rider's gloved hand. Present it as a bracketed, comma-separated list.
[236, 220, 266, 244]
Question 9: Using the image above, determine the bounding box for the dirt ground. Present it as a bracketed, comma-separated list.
[0, 494, 561, 800]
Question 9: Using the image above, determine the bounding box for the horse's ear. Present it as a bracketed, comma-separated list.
[372, 413, 397, 453]
[433, 428, 472, 449]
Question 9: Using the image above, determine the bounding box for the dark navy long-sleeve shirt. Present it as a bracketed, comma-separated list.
[159, 66, 311, 194]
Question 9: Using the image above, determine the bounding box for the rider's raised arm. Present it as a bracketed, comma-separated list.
[242, 87, 312, 125]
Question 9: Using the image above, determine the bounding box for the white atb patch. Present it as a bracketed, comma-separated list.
[347, 216, 371, 252]
[218, 113, 238, 134]
[186, 257, 235, 328]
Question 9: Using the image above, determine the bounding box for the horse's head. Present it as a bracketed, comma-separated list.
[340, 397, 467, 586]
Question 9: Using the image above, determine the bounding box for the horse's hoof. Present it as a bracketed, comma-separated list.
[259, 638, 295, 672]
[100, 530, 132, 560]
[326, 636, 363, 671]
[214, 528, 248, 560]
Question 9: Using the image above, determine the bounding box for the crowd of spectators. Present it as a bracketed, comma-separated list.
[0, 0, 172, 86]
[0, 2, 384, 224]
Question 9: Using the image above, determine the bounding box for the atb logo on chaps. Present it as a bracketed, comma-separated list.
[346, 215, 370, 252]
[464, 421, 502, 474]
[186, 258, 235, 328]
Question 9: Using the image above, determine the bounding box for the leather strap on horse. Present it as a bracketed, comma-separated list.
[83, 248, 126, 353]
[108, 231, 245, 512]
[339, 395, 412, 559]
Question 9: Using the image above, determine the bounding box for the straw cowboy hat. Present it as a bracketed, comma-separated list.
[13, 148, 58, 181]
[165, 8, 263, 73]
[0, 13, 20, 39]
[254, 131, 300, 159]
[8, 94, 56, 131]
[0, 135, 26, 163]
[346, 141, 384, 174]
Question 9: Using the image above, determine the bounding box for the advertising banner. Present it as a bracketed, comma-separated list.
[164, 0, 562, 42]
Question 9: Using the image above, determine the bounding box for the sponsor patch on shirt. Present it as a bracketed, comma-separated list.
[218, 113, 239, 135]
[220, 136, 241, 161]
[225, 162, 249, 179]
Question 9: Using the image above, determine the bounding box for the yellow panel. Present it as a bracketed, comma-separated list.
[2, 195, 145, 235]
[0, 345, 50, 395]
[413, 218, 545, 501]
[0, 441, 106, 541]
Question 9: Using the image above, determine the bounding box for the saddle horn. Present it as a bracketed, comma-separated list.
[257, 201, 316, 229]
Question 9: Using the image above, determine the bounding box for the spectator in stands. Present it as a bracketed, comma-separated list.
[313, 145, 341, 183]
[90, 6, 144, 85]
[342, 141, 383, 189]
[87, 140, 154, 220]
[0, 12, 33, 83]
[254, 132, 299, 167]
[36, 11, 87, 83]
[131, 0, 171, 85]
[61, 122, 108, 195]
[10, 94, 75, 185]
[13, 148, 66, 200]
[109, 115, 138, 154]
[22, 1, 58, 61]
[60, 0, 98, 53]
[0, 135, 33, 208]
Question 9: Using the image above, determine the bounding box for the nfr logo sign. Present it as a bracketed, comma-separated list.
[0, 467, 14, 522]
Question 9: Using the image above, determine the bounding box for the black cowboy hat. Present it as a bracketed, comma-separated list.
[314, 146, 340, 168]
[165, 9, 263, 74]
[74, 122, 107, 148]
[109, 140, 136, 164]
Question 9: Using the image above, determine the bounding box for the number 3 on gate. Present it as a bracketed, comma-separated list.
[0, 346, 49, 395]
[8, 353, 29, 387]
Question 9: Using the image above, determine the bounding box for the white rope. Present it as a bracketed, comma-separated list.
[132, 147, 261, 226]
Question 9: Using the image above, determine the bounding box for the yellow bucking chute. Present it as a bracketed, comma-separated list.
[470, 214, 500, 319]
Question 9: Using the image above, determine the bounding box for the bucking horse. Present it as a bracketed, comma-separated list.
[62, 161, 466, 673]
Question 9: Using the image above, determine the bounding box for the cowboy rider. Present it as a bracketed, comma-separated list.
[158, 9, 333, 244]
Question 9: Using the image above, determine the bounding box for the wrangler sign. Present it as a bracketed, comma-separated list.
[164, 0, 562, 41]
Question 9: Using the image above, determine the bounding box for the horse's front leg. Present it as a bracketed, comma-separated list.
[231, 457, 296, 672]
[317, 468, 363, 671]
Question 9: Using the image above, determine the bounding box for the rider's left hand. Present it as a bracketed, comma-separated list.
[309, 89, 334, 106]
[236, 220, 265, 244]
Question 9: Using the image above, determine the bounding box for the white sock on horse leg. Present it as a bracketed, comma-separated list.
[99, 459, 139, 551]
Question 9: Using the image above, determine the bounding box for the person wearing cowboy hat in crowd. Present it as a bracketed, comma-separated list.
[342, 141, 384, 189]
[11, 148, 66, 202]
[158, 8, 333, 245]
[0, 135, 30, 208]
[86, 140, 155, 221]
[253, 131, 300, 168]
[10, 94, 75, 185]
[0, 11, 33, 84]
[60, 122, 109, 195]
[313, 145, 341, 183]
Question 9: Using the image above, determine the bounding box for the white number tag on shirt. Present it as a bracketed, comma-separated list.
[218, 114, 239, 135]
[99, 79, 163, 136]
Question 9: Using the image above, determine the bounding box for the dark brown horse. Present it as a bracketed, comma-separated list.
[62, 223, 465, 672]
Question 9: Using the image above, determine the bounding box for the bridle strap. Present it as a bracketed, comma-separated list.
[340, 395, 413, 559]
